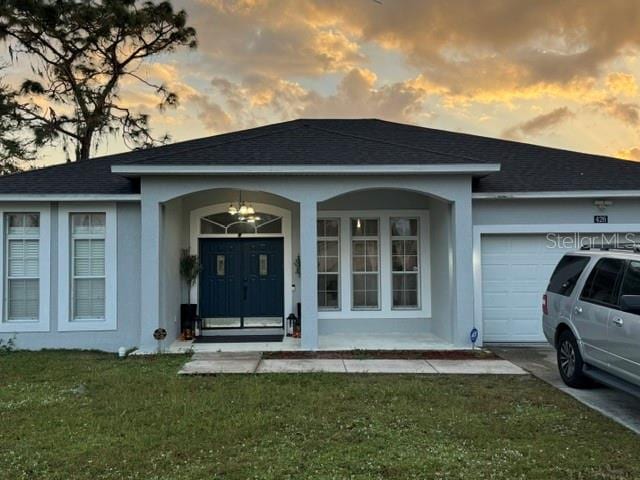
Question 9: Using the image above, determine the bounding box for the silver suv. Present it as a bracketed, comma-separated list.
[543, 247, 640, 395]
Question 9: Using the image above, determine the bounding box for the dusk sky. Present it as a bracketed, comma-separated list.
[9, 0, 640, 165]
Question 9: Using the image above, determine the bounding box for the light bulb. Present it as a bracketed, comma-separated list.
[356, 218, 361, 229]
[247, 206, 255, 215]
[239, 204, 248, 215]
[228, 205, 237, 215]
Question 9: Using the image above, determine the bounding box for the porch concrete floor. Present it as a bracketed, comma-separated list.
[167, 332, 457, 354]
[178, 353, 526, 375]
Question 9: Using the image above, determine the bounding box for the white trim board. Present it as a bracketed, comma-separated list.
[473, 190, 640, 199]
[472, 223, 640, 346]
[112, 163, 501, 176]
[0, 194, 140, 202]
[0, 203, 51, 333]
[57, 203, 118, 332]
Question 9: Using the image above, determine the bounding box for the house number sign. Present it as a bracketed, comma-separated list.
[594, 215, 608, 224]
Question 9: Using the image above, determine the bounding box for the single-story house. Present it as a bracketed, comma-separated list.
[1, 118, 640, 352]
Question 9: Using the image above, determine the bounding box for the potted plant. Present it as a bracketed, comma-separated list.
[180, 249, 201, 339]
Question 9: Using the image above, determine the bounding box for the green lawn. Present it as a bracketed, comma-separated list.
[1, 351, 639, 480]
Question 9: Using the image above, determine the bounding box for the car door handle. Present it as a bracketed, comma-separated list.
[612, 317, 624, 327]
[574, 306, 583, 314]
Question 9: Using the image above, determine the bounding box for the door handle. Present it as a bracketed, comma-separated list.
[612, 317, 624, 327]
[574, 306, 583, 314]
[243, 285, 248, 301]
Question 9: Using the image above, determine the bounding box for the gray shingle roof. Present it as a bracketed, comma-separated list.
[0, 118, 639, 194]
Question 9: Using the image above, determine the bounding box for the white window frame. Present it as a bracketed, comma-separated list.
[0, 204, 51, 333]
[350, 217, 381, 311]
[317, 218, 341, 311]
[317, 210, 431, 320]
[390, 217, 421, 310]
[58, 203, 117, 331]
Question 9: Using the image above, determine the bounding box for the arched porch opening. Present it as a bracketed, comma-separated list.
[315, 188, 455, 348]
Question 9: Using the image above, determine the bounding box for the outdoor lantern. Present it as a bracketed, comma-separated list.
[286, 313, 297, 336]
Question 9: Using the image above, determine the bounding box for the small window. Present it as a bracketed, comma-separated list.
[317, 219, 340, 310]
[351, 218, 379, 309]
[547, 255, 590, 297]
[71, 213, 106, 320]
[391, 217, 419, 309]
[580, 258, 625, 306]
[5, 213, 40, 322]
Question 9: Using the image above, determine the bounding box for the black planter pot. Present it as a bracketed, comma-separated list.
[180, 304, 198, 334]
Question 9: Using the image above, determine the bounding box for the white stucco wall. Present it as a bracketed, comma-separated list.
[473, 197, 640, 226]
[140, 174, 475, 349]
[0, 202, 141, 352]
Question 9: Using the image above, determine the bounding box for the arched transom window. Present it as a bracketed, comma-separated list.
[200, 212, 283, 234]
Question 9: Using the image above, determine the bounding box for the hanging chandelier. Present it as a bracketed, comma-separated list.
[227, 192, 261, 223]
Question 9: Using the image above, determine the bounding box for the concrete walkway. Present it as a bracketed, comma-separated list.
[178, 352, 526, 375]
[493, 346, 640, 435]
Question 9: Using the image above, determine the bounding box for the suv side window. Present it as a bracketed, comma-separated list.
[620, 261, 640, 297]
[547, 255, 591, 296]
[580, 258, 626, 306]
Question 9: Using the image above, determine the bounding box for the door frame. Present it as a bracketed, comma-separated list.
[473, 223, 640, 347]
[190, 202, 292, 322]
[198, 237, 285, 329]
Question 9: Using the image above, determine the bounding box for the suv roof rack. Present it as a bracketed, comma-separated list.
[580, 242, 640, 253]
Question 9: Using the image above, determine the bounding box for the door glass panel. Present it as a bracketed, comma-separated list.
[259, 254, 268, 276]
[216, 255, 225, 276]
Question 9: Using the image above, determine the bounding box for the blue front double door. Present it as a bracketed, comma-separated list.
[199, 238, 284, 328]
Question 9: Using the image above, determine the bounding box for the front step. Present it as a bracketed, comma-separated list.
[195, 328, 285, 344]
[584, 365, 640, 399]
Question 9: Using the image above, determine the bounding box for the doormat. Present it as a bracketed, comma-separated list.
[194, 334, 284, 343]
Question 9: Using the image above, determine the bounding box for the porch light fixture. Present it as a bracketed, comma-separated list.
[227, 192, 261, 223]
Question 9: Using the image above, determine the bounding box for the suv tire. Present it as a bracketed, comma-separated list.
[557, 329, 591, 388]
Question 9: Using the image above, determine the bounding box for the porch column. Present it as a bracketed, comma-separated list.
[140, 196, 162, 352]
[299, 200, 319, 350]
[451, 189, 475, 347]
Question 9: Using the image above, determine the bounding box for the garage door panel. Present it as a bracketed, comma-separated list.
[481, 232, 638, 343]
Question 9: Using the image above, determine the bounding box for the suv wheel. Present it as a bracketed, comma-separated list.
[557, 329, 591, 388]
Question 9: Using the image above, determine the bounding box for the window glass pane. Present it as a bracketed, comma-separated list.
[352, 219, 378, 237]
[201, 220, 225, 234]
[227, 222, 256, 234]
[547, 255, 591, 297]
[317, 219, 340, 310]
[581, 258, 625, 305]
[391, 218, 417, 236]
[74, 278, 106, 319]
[7, 279, 39, 320]
[257, 218, 282, 233]
[621, 261, 640, 296]
[391, 218, 420, 309]
[7, 213, 39, 236]
[72, 213, 92, 235]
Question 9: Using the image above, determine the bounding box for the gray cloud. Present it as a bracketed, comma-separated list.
[502, 107, 574, 140]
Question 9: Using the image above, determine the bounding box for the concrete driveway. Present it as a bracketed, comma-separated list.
[492, 346, 640, 435]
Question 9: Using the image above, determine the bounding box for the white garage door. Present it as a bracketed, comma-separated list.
[481, 233, 637, 343]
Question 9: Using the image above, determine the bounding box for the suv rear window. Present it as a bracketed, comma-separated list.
[547, 255, 591, 297]
[580, 258, 626, 305]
